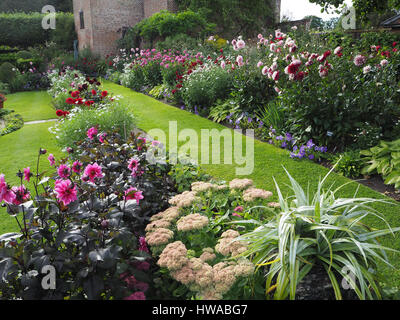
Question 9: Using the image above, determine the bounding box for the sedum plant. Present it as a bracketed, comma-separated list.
[236, 167, 400, 300]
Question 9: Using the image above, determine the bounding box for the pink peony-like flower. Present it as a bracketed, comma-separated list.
[354, 54, 367, 66]
[83, 163, 104, 183]
[54, 179, 77, 206]
[48, 154, 55, 166]
[236, 55, 244, 67]
[262, 66, 269, 76]
[257, 61, 263, 68]
[123, 292, 146, 300]
[363, 65, 372, 74]
[87, 127, 98, 140]
[124, 187, 144, 205]
[57, 164, 71, 179]
[221, 60, 226, 69]
[72, 161, 83, 174]
[236, 40, 245, 49]
[380, 59, 389, 67]
[24, 167, 32, 182]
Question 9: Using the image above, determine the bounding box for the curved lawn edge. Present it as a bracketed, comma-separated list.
[103, 80, 400, 287]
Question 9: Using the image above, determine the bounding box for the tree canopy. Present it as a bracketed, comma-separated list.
[0, 0, 72, 13]
[309, 0, 399, 20]
[175, 0, 277, 38]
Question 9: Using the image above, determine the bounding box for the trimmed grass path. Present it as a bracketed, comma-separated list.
[0, 91, 60, 234]
[4, 91, 56, 122]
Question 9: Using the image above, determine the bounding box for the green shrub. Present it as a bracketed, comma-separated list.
[156, 34, 199, 52]
[16, 50, 33, 60]
[0, 81, 10, 94]
[331, 150, 364, 178]
[120, 65, 146, 91]
[0, 12, 76, 49]
[0, 62, 17, 83]
[120, 10, 215, 49]
[361, 139, 400, 189]
[54, 103, 136, 149]
[142, 61, 163, 88]
[0, 113, 24, 136]
[0, 53, 18, 65]
[181, 64, 233, 112]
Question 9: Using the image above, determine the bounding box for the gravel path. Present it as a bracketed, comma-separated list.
[24, 119, 57, 125]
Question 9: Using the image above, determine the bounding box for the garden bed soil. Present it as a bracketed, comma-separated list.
[320, 161, 400, 202]
[295, 265, 358, 300]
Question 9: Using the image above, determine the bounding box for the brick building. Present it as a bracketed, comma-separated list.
[72, 0, 281, 57]
[72, 0, 178, 57]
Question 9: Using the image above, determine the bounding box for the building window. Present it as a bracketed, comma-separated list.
[79, 10, 85, 29]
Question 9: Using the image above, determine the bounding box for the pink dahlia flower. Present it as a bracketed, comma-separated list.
[87, 127, 98, 140]
[124, 187, 144, 205]
[0, 174, 16, 204]
[48, 154, 56, 167]
[57, 164, 71, 179]
[54, 179, 77, 206]
[24, 167, 32, 182]
[83, 163, 104, 183]
[11, 185, 30, 205]
[123, 292, 146, 300]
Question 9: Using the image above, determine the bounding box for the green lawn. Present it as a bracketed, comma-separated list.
[0, 122, 62, 234]
[4, 90, 55, 122]
[1, 86, 400, 288]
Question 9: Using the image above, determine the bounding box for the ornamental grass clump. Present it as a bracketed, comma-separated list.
[236, 167, 400, 300]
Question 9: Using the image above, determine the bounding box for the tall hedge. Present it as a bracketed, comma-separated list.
[0, 0, 73, 13]
[120, 10, 215, 49]
[0, 12, 76, 49]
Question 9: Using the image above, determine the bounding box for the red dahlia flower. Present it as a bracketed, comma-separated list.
[66, 97, 75, 105]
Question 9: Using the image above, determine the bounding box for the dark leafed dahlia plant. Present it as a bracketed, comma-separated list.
[0, 130, 182, 300]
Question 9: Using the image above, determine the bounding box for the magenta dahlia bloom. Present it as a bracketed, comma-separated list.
[99, 133, 107, 143]
[123, 292, 146, 300]
[83, 163, 104, 183]
[128, 158, 139, 171]
[48, 154, 55, 166]
[11, 185, 30, 205]
[354, 54, 367, 66]
[124, 187, 144, 204]
[23, 167, 32, 182]
[0, 174, 16, 204]
[54, 179, 77, 206]
[57, 164, 71, 179]
[87, 127, 98, 140]
[72, 161, 83, 174]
